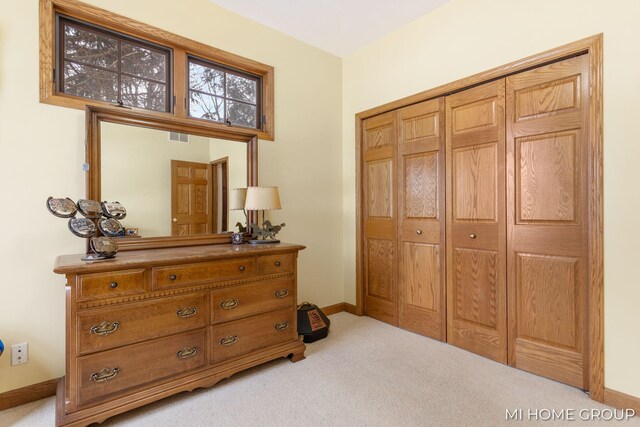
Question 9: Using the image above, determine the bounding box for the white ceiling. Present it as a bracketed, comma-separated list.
[207, 0, 450, 57]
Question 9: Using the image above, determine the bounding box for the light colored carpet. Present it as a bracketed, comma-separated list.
[1, 312, 637, 427]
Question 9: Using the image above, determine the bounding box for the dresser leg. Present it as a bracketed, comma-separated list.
[288, 341, 306, 363]
[289, 352, 306, 363]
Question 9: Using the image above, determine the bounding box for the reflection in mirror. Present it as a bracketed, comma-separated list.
[101, 122, 247, 239]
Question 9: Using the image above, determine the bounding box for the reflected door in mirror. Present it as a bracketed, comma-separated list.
[211, 157, 229, 233]
[171, 160, 212, 236]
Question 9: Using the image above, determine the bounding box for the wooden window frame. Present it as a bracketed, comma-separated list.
[39, 0, 275, 140]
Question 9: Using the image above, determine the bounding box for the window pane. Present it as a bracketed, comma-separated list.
[64, 24, 118, 69]
[63, 61, 118, 102]
[189, 62, 224, 95]
[189, 91, 224, 122]
[121, 43, 167, 82]
[121, 76, 166, 111]
[226, 73, 257, 103]
[228, 100, 257, 128]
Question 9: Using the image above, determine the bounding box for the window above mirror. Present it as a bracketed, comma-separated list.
[58, 17, 172, 112]
[40, 0, 275, 140]
[188, 57, 262, 129]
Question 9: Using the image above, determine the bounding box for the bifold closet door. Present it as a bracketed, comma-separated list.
[506, 55, 589, 388]
[362, 111, 398, 325]
[397, 98, 446, 341]
[446, 80, 507, 363]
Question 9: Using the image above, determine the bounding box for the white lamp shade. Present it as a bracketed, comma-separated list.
[244, 187, 281, 210]
[229, 188, 247, 210]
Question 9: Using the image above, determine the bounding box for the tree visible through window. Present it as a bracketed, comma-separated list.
[58, 17, 171, 112]
[188, 57, 261, 129]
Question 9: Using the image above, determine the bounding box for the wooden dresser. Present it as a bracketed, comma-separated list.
[53, 243, 306, 426]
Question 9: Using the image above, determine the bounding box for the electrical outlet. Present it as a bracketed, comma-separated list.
[11, 343, 28, 366]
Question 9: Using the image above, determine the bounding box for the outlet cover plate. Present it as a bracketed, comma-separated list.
[11, 343, 28, 366]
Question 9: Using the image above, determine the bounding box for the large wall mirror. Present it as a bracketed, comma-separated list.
[86, 106, 258, 250]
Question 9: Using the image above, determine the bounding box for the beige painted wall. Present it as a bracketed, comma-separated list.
[0, 0, 343, 393]
[342, 0, 640, 398]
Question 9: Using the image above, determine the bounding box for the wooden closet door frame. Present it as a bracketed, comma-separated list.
[355, 34, 603, 401]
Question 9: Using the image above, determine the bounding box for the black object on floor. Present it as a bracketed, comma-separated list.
[297, 302, 331, 343]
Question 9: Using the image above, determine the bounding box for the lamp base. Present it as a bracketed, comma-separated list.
[248, 239, 280, 245]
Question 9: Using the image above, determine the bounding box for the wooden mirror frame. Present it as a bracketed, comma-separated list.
[86, 105, 258, 251]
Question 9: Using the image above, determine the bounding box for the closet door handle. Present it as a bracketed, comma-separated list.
[469, 233, 477, 239]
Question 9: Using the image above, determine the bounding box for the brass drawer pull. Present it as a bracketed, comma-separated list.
[469, 233, 477, 239]
[176, 307, 198, 318]
[176, 346, 198, 360]
[169, 274, 177, 281]
[239, 265, 246, 272]
[274, 289, 289, 298]
[90, 367, 120, 383]
[220, 335, 238, 346]
[110, 281, 118, 289]
[274, 261, 281, 267]
[89, 321, 120, 336]
[220, 299, 239, 310]
[275, 321, 289, 332]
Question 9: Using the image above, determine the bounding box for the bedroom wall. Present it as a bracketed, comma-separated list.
[342, 0, 640, 398]
[0, 0, 342, 393]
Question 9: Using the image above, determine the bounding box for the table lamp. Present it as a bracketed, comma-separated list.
[244, 186, 285, 244]
[229, 188, 248, 232]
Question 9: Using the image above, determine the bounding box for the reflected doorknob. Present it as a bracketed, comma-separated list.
[173, 218, 178, 223]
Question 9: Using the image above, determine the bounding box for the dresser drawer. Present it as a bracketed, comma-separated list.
[77, 329, 206, 405]
[77, 293, 207, 356]
[258, 253, 294, 275]
[211, 279, 294, 324]
[152, 258, 256, 291]
[77, 269, 146, 302]
[211, 308, 297, 363]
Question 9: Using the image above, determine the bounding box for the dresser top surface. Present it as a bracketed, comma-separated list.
[54, 243, 305, 275]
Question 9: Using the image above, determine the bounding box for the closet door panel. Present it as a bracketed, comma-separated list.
[446, 80, 507, 363]
[452, 143, 497, 221]
[507, 55, 589, 388]
[363, 112, 397, 325]
[398, 99, 446, 340]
